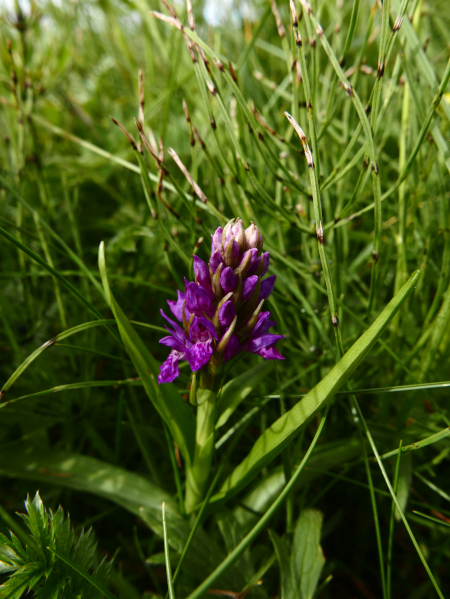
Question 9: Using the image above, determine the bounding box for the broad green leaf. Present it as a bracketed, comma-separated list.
[0, 449, 179, 516]
[216, 362, 274, 429]
[146, 552, 179, 567]
[234, 439, 361, 529]
[138, 506, 248, 591]
[98, 242, 195, 465]
[212, 271, 419, 503]
[215, 509, 260, 595]
[269, 531, 294, 599]
[395, 452, 412, 522]
[292, 509, 325, 599]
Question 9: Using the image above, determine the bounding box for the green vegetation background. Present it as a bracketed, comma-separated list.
[0, 0, 449, 597]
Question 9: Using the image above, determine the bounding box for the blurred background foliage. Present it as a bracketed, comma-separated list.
[0, 0, 450, 597]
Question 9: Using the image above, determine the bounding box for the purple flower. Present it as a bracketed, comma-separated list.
[245, 222, 263, 251]
[167, 290, 191, 323]
[220, 267, 237, 293]
[193, 255, 211, 291]
[218, 300, 236, 327]
[185, 281, 215, 317]
[242, 275, 258, 302]
[210, 252, 224, 273]
[158, 219, 284, 384]
[260, 275, 276, 300]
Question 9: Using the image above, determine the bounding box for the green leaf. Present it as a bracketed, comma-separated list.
[98, 241, 195, 465]
[0, 449, 179, 517]
[213, 271, 420, 503]
[0, 561, 19, 574]
[47, 547, 118, 599]
[235, 439, 361, 529]
[197, 388, 216, 408]
[269, 530, 294, 599]
[162, 503, 175, 599]
[291, 509, 325, 599]
[20, 494, 50, 549]
[139, 506, 248, 591]
[395, 453, 412, 522]
[216, 362, 274, 429]
[0, 568, 42, 599]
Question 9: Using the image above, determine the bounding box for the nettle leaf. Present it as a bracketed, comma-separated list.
[291, 509, 325, 599]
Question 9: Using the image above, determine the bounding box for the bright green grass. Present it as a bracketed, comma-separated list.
[0, 0, 450, 597]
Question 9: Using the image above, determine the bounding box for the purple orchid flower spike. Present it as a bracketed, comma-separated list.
[158, 218, 284, 384]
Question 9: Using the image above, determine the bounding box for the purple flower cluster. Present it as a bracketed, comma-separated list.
[158, 219, 284, 384]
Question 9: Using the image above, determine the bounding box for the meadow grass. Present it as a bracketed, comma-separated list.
[0, 0, 450, 597]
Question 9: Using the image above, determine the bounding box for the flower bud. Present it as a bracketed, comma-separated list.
[231, 218, 246, 252]
[235, 248, 258, 277]
[259, 275, 276, 300]
[211, 227, 223, 255]
[211, 262, 224, 299]
[242, 275, 259, 302]
[158, 220, 284, 385]
[218, 300, 236, 327]
[209, 251, 224, 273]
[223, 333, 239, 362]
[193, 255, 210, 289]
[245, 222, 263, 252]
[224, 237, 240, 268]
[260, 252, 270, 277]
[222, 219, 234, 245]
[220, 266, 237, 293]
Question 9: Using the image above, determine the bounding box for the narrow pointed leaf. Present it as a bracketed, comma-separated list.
[98, 242, 195, 465]
[213, 271, 420, 502]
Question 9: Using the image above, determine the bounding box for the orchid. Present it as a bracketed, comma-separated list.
[158, 219, 284, 385]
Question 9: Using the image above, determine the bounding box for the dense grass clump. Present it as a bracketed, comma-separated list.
[0, 0, 450, 597]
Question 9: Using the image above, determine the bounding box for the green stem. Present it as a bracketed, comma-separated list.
[185, 388, 217, 513]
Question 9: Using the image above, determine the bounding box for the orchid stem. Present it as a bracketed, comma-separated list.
[185, 387, 217, 513]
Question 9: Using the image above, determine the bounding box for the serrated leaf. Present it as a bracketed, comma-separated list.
[7, 532, 29, 562]
[0, 560, 19, 574]
[22, 493, 51, 548]
[47, 547, 118, 599]
[34, 577, 68, 599]
[0, 576, 32, 599]
[0, 543, 22, 564]
[292, 509, 325, 599]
